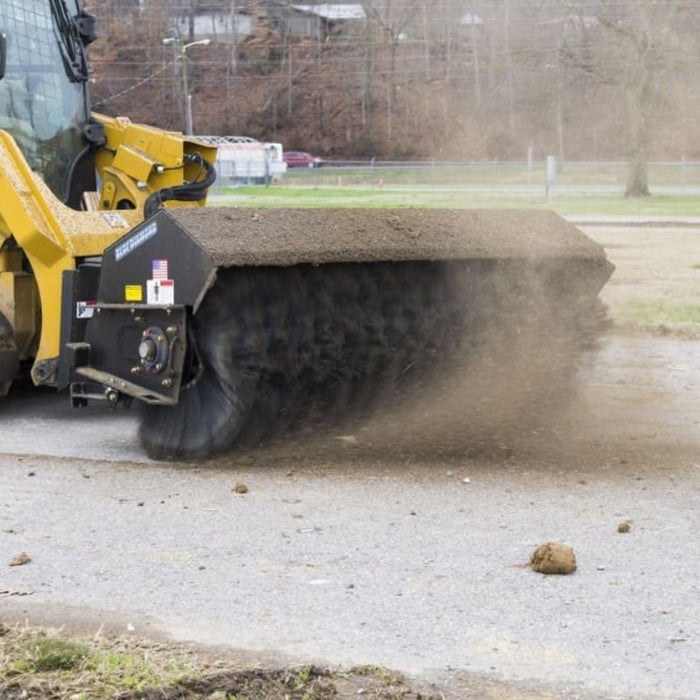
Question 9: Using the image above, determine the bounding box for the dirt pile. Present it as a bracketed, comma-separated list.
[171, 207, 613, 267]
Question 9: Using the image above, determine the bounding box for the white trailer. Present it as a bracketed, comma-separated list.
[198, 136, 287, 186]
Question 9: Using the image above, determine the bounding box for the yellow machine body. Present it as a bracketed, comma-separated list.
[0, 116, 215, 387]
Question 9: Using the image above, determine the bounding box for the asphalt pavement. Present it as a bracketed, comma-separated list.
[1, 333, 698, 699]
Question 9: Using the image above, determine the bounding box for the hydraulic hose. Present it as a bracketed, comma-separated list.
[144, 152, 217, 219]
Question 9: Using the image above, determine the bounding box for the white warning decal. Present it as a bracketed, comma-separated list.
[146, 259, 175, 305]
[76, 300, 96, 319]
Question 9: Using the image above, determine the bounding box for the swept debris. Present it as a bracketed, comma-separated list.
[530, 542, 577, 575]
[8, 552, 31, 567]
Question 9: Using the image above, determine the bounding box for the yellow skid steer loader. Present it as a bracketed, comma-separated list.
[0, 0, 613, 459]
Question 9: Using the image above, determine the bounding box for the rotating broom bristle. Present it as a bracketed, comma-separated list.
[139, 257, 607, 460]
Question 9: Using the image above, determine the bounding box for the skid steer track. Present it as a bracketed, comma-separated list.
[137, 208, 613, 459]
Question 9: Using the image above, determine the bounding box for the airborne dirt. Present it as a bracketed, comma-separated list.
[1, 223, 699, 699]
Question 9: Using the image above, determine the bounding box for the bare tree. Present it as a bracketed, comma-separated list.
[559, 0, 689, 196]
[362, 0, 420, 143]
[85, 0, 700, 163]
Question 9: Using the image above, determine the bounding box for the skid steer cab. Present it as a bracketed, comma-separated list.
[62, 211, 216, 407]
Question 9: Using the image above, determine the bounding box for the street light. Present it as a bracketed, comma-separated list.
[163, 36, 211, 135]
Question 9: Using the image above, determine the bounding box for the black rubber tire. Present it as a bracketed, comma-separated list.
[0, 312, 19, 397]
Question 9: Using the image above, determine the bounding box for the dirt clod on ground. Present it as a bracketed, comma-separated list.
[617, 521, 632, 533]
[530, 542, 577, 575]
[233, 482, 248, 494]
[8, 552, 31, 567]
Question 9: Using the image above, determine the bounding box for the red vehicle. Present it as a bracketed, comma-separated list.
[283, 151, 323, 168]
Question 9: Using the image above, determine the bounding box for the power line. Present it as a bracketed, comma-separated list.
[93, 61, 175, 104]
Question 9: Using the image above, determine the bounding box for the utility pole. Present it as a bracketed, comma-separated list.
[162, 36, 211, 135]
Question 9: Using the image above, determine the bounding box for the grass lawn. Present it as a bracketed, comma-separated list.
[210, 186, 700, 217]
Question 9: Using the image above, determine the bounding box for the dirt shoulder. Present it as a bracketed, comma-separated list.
[0, 621, 566, 700]
[0, 620, 438, 700]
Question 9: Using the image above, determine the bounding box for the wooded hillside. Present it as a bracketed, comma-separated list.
[86, 1, 700, 179]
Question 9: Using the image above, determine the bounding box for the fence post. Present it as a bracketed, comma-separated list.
[682, 156, 686, 195]
[546, 155, 556, 203]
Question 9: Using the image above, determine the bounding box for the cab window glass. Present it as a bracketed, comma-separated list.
[0, 0, 89, 199]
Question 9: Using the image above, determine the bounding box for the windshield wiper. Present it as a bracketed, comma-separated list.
[0, 33, 6, 80]
[49, 0, 89, 83]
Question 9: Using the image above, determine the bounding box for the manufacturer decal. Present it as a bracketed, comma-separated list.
[146, 259, 175, 305]
[125, 285, 143, 302]
[76, 300, 95, 319]
[114, 221, 158, 261]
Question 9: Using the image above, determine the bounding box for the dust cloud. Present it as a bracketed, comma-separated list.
[239, 260, 611, 464]
[349, 265, 604, 458]
[142, 208, 613, 460]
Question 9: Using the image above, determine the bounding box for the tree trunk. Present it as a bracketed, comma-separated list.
[362, 14, 375, 146]
[503, 0, 515, 136]
[625, 72, 652, 197]
[470, 0, 481, 109]
[626, 152, 650, 197]
[555, 52, 565, 162]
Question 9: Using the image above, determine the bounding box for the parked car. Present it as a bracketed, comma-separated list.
[283, 151, 323, 168]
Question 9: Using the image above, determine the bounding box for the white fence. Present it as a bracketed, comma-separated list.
[268, 159, 700, 195]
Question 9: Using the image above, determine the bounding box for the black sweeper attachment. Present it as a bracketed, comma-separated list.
[71, 207, 613, 460]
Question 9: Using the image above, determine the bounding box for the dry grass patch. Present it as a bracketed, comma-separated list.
[0, 622, 441, 699]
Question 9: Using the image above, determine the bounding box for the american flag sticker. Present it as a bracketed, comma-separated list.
[152, 259, 169, 280]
